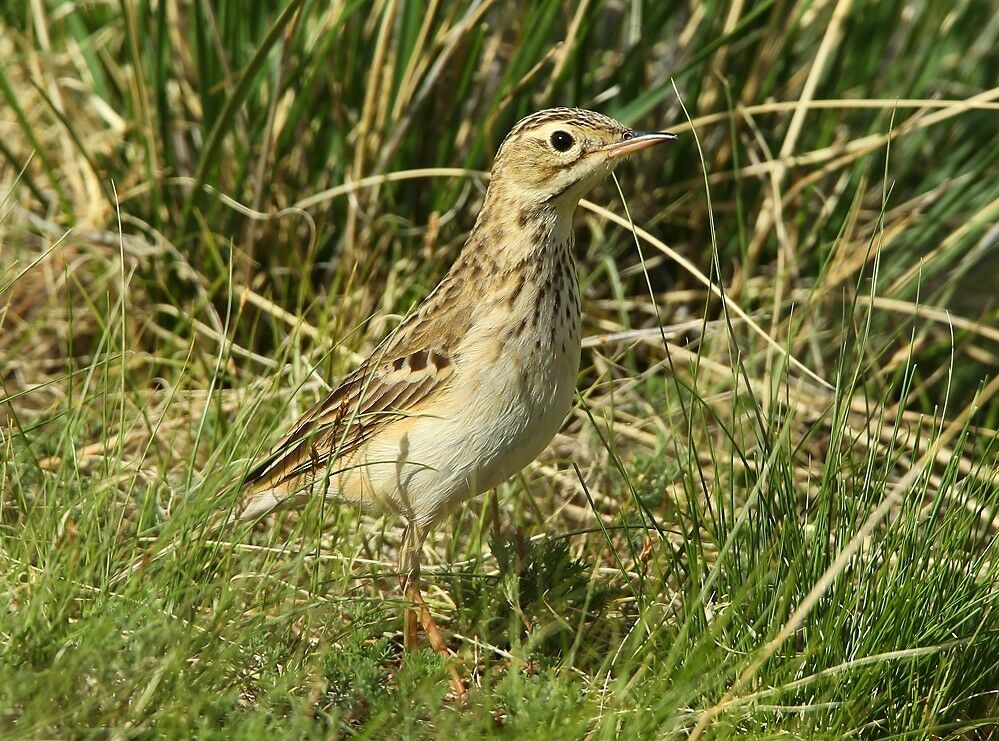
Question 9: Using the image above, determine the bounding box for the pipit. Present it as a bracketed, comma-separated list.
[235, 108, 670, 689]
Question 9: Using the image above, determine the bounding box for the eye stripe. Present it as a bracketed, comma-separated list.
[506, 107, 619, 137]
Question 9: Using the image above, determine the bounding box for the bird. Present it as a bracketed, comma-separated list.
[142, 107, 672, 693]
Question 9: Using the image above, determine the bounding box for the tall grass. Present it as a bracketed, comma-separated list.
[1, 0, 997, 736]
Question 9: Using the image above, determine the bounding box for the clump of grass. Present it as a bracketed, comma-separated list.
[2, 1, 998, 737]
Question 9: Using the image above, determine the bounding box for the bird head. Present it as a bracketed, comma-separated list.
[489, 107, 675, 212]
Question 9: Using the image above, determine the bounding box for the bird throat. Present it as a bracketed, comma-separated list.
[415, 192, 583, 368]
[492, 205, 581, 358]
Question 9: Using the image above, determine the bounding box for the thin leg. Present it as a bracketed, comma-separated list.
[403, 595, 419, 650]
[398, 522, 466, 696]
[398, 523, 422, 650]
[405, 580, 451, 656]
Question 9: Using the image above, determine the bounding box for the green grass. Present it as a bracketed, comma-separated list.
[2, 0, 998, 737]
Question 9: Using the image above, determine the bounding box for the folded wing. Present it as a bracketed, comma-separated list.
[241, 342, 455, 501]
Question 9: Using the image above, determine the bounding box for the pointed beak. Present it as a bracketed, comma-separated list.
[597, 130, 677, 159]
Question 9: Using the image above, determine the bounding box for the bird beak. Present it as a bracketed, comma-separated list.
[598, 131, 676, 159]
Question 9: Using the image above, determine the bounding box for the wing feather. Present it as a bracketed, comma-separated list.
[243, 343, 454, 493]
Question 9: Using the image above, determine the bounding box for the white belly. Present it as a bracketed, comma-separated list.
[455, 326, 580, 494]
[352, 308, 581, 526]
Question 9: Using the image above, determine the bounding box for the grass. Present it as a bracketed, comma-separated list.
[2, 0, 998, 737]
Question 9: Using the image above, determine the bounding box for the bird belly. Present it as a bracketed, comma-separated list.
[342, 322, 580, 526]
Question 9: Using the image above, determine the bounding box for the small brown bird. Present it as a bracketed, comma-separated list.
[210, 108, 669, 689]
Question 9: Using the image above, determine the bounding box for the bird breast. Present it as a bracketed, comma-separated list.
[444, 239, 582, 497]
[342, 239, 582, 526]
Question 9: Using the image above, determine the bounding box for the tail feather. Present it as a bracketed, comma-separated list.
[235, 488, 285, 522]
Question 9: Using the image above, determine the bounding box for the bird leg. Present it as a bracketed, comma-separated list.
[399, 522, 424, 651]
[404, 579, 451, 656]
[399, 522, 466, 696]
[403, 588, 420, 651]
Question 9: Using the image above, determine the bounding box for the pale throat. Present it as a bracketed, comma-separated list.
[479, 182, 580, 268]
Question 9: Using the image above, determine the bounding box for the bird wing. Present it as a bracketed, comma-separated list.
[242, 341, 455, 494]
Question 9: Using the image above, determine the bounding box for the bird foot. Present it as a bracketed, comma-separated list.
[403, 580, 466, 696]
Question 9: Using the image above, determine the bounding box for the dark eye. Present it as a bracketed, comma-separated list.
[550, 130, 574, 152]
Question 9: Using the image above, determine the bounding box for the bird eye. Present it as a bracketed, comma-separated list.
[550, 130, 574, 152]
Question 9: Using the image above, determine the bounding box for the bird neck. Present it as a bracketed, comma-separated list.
[403, 181, 579, 356]
[465, 180, 577, 270]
